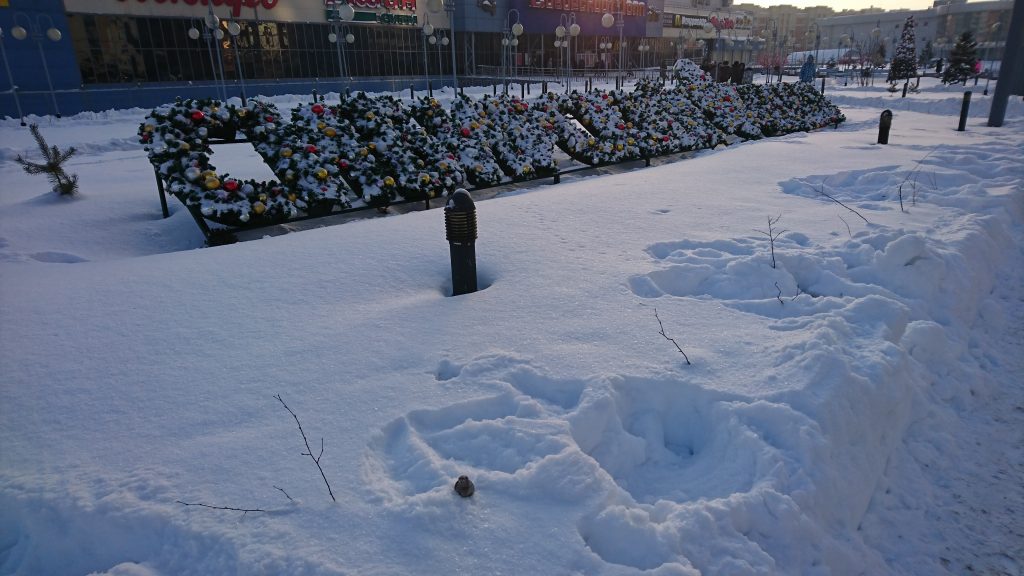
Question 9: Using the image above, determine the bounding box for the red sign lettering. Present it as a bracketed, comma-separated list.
[117, 0, 279, 17]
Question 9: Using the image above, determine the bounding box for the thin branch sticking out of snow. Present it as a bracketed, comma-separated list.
[176, 500, 265, 514]
[275, 394, 337, 502]
[818, 183, 869, 224]
[654, 308, 692, 366]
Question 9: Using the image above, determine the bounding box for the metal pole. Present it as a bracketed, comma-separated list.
[957, 91, 972, 131]
[988, 0, 1023, 127]
[34, 35, 60, 117]
[11, 14, 61, 118]
[229, 25, 247, 102]
[0, 30, 25, 125]
[446, 0, 458, 91]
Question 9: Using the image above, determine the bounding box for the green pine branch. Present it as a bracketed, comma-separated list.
[15, 124, 79, 196]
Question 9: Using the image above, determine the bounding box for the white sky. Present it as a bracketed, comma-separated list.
[755, 0, 935, 11]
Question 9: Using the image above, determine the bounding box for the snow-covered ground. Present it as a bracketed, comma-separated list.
[1, 77, 1021, 576]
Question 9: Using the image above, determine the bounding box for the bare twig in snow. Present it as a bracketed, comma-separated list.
[274, 485, 294, 502]
[654, 308, 692, 365]
[176, 500, 265, 514]
[275, 394, 336, 502]
[754, 214, 787, 269]
[899, 145, 941, 208]
[774, 282, 784, 306]
[838, 214, 853, 237]
[818, 184, 869, 224]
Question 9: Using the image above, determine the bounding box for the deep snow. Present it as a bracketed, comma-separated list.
[0, 76, 1022, 576]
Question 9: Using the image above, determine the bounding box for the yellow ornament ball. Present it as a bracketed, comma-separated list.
[252, 201, 266, 215]
[281, 148, 293, 158]
[359, 148, 369, 157]
[288, 193, 297, 202]
[204, 176, 221, 190]
[383, 176, 395, 186]
[324, 127, 337, 137]
[315, 168, 329, 180]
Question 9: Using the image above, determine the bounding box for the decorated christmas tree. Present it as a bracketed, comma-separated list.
[887, 16, 917, 83]
[942, 31, 978, 85]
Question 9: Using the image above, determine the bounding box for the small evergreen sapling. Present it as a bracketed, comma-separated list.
[887, 16, 918, 85]
[16, 124, 79, 196]
[942, 31, 978, 85]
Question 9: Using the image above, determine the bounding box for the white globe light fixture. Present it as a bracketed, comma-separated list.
[337, 3, 355, 21]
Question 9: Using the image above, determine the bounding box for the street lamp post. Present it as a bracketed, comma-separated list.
[807, 22, 821, 75]
[601, 2, 624, 86]
[226, 19, 247, 102]
[0, 27, 26, 125]
[984, 21, 1000, 95]
[443, 0, 458, 91]
[206, 9, 229, 100]
[188, 13, 226, 101]
[763, 21, 779, 84]
[423, 20, 435, 92]
[9, 12, 63, 118]
[839, 33, 850, 86]
[328, 1, 355, 90]
[555, 13, 578, 93]
[599, 36, 612, 78]
[503, 9, 524, 94]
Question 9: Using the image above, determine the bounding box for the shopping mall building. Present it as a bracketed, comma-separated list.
[2, 0, 764, 117]
[0, 0, 1014, 118]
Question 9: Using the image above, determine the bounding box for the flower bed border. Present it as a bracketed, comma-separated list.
[143, 83, 844, 244]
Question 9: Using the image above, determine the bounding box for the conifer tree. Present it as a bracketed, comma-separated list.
[15, 124, 79, 196]
[942, 31, 978, 85]
[887, 16, 918, 83]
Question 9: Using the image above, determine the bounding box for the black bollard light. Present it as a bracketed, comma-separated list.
[957, 91, 972, 131]
[445, 189, 478, 296]
[902, 80, 908, 98]
[821, 77, 826, 94]
[877, 109, 892, 144]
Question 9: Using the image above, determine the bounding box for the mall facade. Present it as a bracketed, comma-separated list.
[1, 0, 766, 118]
